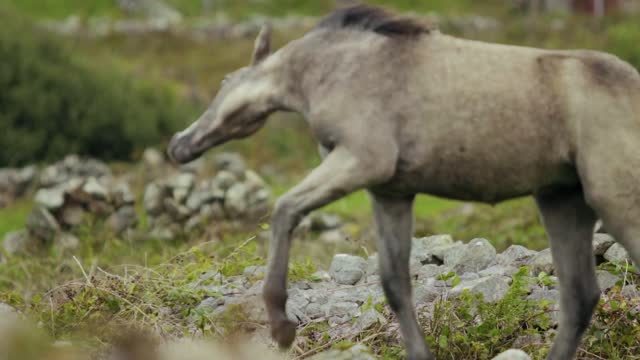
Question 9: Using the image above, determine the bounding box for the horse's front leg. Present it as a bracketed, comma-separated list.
[371, 193, 434, 360]
[264, 146, 394, 349]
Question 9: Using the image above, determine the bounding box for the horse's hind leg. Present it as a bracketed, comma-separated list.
[535, 187, 600, 360]
[371, 193, 434, 360]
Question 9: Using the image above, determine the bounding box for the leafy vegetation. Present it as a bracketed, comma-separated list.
[0, 12, 191, 167]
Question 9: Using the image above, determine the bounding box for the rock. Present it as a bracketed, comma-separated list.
[194, 297, 225, 313]
[596, 270, 621, 290]
[450, 275, 510, 303]
[56, 232, 80, 250]
[527, 288, 560, 303]
[224, 183, 249, 218]
[411, 234, 455, 266]
[83, 177, 109, 199]
[26, 207, 60, 242]
[60, 206, 86, 227]
[312, 271, 332, 282]
[310, 213, 343, 232]
[450, 238, 497, 274]
[243, 266, 267, 278]
[318, 229, 348, 244]
[34, 188, 65, 210]
[492, 349, 532, 360]
[604, 243, 631, 263]
[365, 254, 378, 276]
[2, 230, 38, 255]
[527, 248, 554, 275]
[244, 170, 266, 191]
[352, 309, 386, 333]
[212, 171, 237, 191]
[186, 190, 216, 211]
[433, 241, 466, 265]
[164, 198, 191, 221]
[621, 285, 639, 298]
[144, 183, 165, 216]
[414, 279, 442, 304]
[107, 206, 138, 233]
[497, 245, 537, 266]
[592, 233, 616, 256]
[111, 182, 136, 207]
[330, 254, 367, 285]
[215, 152, 246, 178]
[416, 264, 450, 279]
[479, 265, 518, 278]
[169, 173, 196, 191]
[142, 148, 165, 168]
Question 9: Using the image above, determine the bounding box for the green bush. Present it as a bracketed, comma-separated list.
[0, 13, 188, 166]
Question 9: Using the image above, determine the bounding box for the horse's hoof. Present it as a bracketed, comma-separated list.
[271, 319, 297, 349]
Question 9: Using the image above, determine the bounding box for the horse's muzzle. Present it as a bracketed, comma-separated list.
[167, 133, 199, 164]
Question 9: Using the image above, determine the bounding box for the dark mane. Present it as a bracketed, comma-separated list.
[315, 4, 429, 38]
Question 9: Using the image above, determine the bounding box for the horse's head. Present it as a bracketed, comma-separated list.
[168, 25, 277, 164]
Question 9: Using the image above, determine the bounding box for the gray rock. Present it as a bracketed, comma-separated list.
[527, 248, 554, 275]
[106, 206, 138, 234]
[497, 245, 537, 266]
[83, 177, 108, 199]
[169, 173, 196, 191]
[450, 238, 497, 274]
[604, 243, 631, 264]
[26, 207, 60, 242]
[592, 233, 616, 256]
[186, 190, 217, 211]
[213, 171, 237, 190]
[34, 188, 65, 210]
[416, 264, 450, 279]
[527, 288, 560, 303]
[312, 271, 332, 282]
[414, 279, 442, 304]
[411, 234, 455, 266]
[621, 285, 639, 298]
[224, 183, 249, 218]
[434, 241, 466, 265]
[450, 275, 510, 303]
[319, 229, 348, 244]
[365, 254, 378, 276]
[352, 309, 386, 333]
[144, 183, 166, 216]
[492, 349, 532, 360]
[194, 297, 224, 313]
[56, 232, 80, 250]
[330, 254, 367, 285]
[596, 270, 621, 290]
[310, 213, 343, 232]
[60, 206, 86, 227]
[326, 301, 360, 322]
[244, 170, 267, 191]
[2, 230, 37, 255]
[243, 265, 267, 278]
[111, 182, 136, 207]
[142, 148, 165, 168]
[479, 265, 518, 278]
[215, 152, 246, 179]
[164, 198, 191, 220]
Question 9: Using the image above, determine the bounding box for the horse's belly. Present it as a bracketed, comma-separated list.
[378, 147, 578, 204]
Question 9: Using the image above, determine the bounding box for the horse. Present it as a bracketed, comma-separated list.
[168, 5, 640, 360]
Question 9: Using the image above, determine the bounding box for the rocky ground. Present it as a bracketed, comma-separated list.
[1, 152, 639, 359]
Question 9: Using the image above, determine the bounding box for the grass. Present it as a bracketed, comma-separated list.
[0, 199, 33, 239]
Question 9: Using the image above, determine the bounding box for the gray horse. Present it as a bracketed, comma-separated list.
[168, 5, 640, 360]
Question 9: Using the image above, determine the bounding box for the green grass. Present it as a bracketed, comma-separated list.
[0, 0, 118, 19]
[0, 200, 33, 239]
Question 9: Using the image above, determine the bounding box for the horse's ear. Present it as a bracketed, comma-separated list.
[252, 24, 272, 66]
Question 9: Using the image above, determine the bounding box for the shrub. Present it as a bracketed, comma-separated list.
[0, 11, 188, 167]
